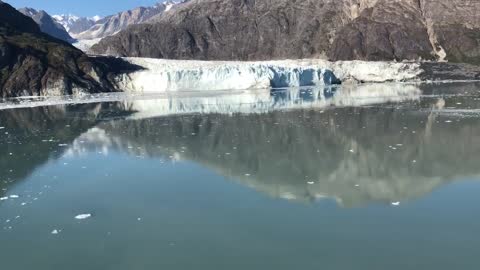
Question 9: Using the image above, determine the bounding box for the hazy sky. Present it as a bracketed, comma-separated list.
[4, 0, 163, 17]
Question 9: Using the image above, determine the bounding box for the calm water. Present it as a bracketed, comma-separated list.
[1, 83, 480, 269]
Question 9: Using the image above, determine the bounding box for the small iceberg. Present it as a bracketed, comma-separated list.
[75, 213, 92, 220]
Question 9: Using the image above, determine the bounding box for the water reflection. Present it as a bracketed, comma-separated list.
[120, 83, 421, 119]
[1, 83, 479, 206]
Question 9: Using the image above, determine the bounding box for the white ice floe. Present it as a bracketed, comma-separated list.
[75, 213, 92, 220]
[114, 58, 422, 93]
[391, 201, 401, 206]
[0, 197, 8, 201]
[51, 229, 59, 234]
[9, 195, 19, 199]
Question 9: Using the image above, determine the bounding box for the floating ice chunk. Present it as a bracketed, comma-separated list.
[349, 149, 355, 153]
[307, 181, 315, 185]
[445, 120, 452, 123]
[9, 195, 19, 198]
[51, 229, 59, 234]
[0, 127, 4, 129]
[75, 214, 92, 220]
[0, 197, 8, 201]
[391, 201, 400, 206]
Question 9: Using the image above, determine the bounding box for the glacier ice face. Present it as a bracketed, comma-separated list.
[114, 58, 422, 93]
[114, 58, 341, 92]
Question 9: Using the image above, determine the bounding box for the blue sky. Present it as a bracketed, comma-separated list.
[5, 0, 163, 17]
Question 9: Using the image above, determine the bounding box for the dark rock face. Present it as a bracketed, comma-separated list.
[92, 0, 347, 60]
[19, 7, 74, 42]
[329, 0, 434, 61]
[420, 0, 480, 65]
[91, 0, 480, 64]
[0, 2, 140, 97]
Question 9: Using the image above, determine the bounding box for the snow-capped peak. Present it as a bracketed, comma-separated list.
[52, 14, 102, 34]
[156, 0, 185, 11]
[91, 15, 102, 22]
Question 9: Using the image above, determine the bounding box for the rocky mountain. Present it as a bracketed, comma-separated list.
[52, 14, 101, 35]
[91, 0, 480, 65]
[0, 1, 140, 97]
[18, 7, 74, 42]
[74, 1, 182, 40]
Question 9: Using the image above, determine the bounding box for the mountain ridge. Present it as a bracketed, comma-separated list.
[72, 0, 184, 41]
[18, 7, 74, 42]
[91, 0, 480, 64]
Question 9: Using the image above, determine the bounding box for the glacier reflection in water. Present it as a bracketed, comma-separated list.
[118, 83, 421, 119]
[1, 83, 480, 270]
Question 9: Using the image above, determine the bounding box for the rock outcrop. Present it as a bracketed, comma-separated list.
[0, 1, 140, 97]
[91, 0, 480, 64]
[18, 7, 74, 42]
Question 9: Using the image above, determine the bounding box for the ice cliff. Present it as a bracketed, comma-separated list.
[113, 58, 422, 93]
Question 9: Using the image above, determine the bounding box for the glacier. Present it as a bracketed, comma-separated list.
[113, 58, 423, 93]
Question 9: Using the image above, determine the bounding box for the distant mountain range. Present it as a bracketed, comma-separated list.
[73, 1, 182, 40]
[18, 7, 74, 42]
[16, 0, 185, 50]
[52, 14, 101, 35]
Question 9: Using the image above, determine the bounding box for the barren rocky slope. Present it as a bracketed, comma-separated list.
[0, 1, 140, 97]
[18, 7, 74, 42]
[91, 0, 480, 64]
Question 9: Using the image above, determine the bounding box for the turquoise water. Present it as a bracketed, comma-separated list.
[1, 84, 480, 269]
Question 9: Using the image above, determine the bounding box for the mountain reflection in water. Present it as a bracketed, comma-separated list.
[1, 83, 480, 207]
